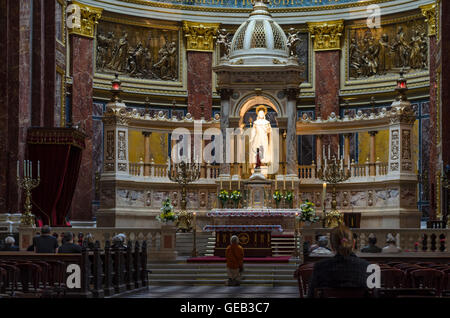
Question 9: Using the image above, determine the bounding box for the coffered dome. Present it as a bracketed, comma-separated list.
[229, 0, 289, 64]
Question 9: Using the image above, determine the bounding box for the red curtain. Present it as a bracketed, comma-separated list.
[27, 128, 85, 227]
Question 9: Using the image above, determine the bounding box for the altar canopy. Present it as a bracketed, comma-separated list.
[27, 128, 86, 227]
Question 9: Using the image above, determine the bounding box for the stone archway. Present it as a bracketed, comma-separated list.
[235, 94, 283, 128]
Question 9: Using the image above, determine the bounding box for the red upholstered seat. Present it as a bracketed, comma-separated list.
[294, 265, 314, 298]
[380, 268, 406, 289]
[410, 269, 445, 296]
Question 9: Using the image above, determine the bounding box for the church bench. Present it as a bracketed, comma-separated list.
[0, 239, 148, 298]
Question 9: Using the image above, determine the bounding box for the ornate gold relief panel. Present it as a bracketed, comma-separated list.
[96, 20, 179, 82]
[346, 16, 428, 81]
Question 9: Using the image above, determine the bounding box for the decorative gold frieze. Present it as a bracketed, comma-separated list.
[307, 20, 344, 51]
[68, 1, 103, 39]
[182, 21, 220, 52]
[420, 3, 437, 37]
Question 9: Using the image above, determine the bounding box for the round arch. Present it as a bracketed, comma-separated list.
[233, 93, 284, 127]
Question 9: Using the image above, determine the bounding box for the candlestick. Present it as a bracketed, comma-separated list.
[291, 180, 294, 189]
[323, 145, 325, 162]
[275, 179, 277, 190]
[328, 144, 331, 160]
[283, 177, 286, 190]
[322, 182, 327, 209]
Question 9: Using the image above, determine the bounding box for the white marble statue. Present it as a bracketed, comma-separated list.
[250, 107, 272, 164]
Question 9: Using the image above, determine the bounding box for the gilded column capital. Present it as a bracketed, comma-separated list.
[68, 1, 103, 39]
[182, 21, 220, 52]
[307, 20, 344, 51]
[420, 3, 437, 37]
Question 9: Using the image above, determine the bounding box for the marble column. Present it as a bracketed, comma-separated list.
[143, 131, 152, 176]
[369, 131, 378, 176]
[183, 21, 219, 120]
[286, 89, 299, 176]
[421, 3, 438, 220]
[343, 133, 351, 166]
[68, 3, 102, 221]
[219, 89, 232, 176]
[0, 0, 32, 214]
[308, 20, 344, 157]
[316, 135, 323, 167]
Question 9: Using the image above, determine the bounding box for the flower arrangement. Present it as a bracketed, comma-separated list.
[156, 198, 178, 223]
[284, 190, 294, 202]
[273, 190, 283, 202]
[230, 190, 242, 202]
[218, 190, 229, 208]
[298, 200, 319, 223]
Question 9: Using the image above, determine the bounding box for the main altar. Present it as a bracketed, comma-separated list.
[96, 0, 421, 234]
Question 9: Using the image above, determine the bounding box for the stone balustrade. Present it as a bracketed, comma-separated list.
[301, 228, 449, 253]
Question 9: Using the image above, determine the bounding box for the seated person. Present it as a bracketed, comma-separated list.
[307, 224, 370, 298]
[111, 233, 127, 248]
[308, 234, 323, 253]
[309, 236, 333, 256]
[58, 232, 82, 253]
[382, 233, 401, 253]
[34, 225, 58, 253]
[1, 236, 19, 251]
[361, 233, 382, 253]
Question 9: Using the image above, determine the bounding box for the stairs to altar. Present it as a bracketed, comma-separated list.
[176, 233, 297, 257]
[148, 261, 299, 286]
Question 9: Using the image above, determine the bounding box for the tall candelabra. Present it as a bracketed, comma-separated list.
[17, 160, 40, 227]
[168, 160, 201, 256]
[317, 156, 350, 228]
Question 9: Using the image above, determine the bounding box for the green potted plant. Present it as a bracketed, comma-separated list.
[218, 190, 229, 209]
[284, 190, 294, 208]
[156, 198, 178, 224]
[273, 190, 282, 209]
[230, 190, 242, 209]
[298, 199, 319, 228]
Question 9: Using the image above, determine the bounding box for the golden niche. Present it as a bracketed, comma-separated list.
[96, 21, 179, 81]
[348, 19, 428, 79]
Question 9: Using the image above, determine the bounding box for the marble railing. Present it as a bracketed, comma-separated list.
[128, 161, 390, 183]
[129, 161, 220, 181]
[301, 228, 449, 253]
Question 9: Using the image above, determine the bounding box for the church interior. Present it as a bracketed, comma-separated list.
[1, 0, 450, 301]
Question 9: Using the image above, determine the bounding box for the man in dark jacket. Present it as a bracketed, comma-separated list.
[58, 232, 82, 253]
[34, 225, 58, 253]
[361, 233, 382, 253]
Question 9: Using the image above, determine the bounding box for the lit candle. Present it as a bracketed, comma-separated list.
[229, 180, 232, 190]
[220, 180, 222, 189]
[17, 160, 19, 178]
[291, 180, 294, 189]
[328, 144, 331, 160]
[348, 156, 350, 170]
[322, 182, 327, 209]
[238, 178, 240, 190]
[322, 145, 325, 161]
[283, 177, 286, 190]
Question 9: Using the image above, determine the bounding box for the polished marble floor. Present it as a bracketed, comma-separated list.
[120, 285, 300, 298]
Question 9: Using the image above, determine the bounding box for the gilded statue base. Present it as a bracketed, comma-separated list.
[324, 209, 344, 228]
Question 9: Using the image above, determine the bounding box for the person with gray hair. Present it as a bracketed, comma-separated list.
[225, 235, 244, 286]
[112, 233, 127, 248]
[309, 236, 333, 256]
[361, 233, 382, 253]
[382, 233, 401, 253]
[1, 236, 19, 251]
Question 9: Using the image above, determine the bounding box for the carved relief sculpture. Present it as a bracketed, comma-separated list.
[96, 21, 179, 81]
[402, 130, 411, 160]
[216, 28, 232, 59]
[391, 130, 399, 160]
[348, 19, 428, 79]
[118, 131, 127, 160]
[286, 28, 300, 57]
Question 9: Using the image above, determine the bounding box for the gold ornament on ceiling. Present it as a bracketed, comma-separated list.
[68, 1, 103, 39]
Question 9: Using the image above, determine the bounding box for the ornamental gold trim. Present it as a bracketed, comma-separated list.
[307, 20, 344, 51]
[182, 21, 220, 52]
[420, 3, 437, 37]
[68, 1, 103, 39]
